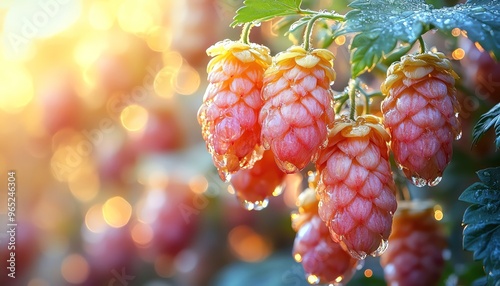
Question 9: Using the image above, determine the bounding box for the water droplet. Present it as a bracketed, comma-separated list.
[429, 176, 442, 187]
[474, 190, 483, 199]
[306, 274, 320, 284]
[411, 175, 427, 187]
[371, 239, 389, 257]
[484, 171, 490, 177]
[241, 198, 269, 211]
[455, 131, 462, 140]
[486, 203, 498, 213]
[444, 19, 451, 25]
[348, 249, 367, 260]
[252, 21, 261, 27]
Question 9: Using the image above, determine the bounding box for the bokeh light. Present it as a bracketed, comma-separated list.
[61, 254, 90, 284]
[102, 196, 133, 228]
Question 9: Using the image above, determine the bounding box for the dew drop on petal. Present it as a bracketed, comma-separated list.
[348, 249, 367, 260]
[411, 175, 427, 187]
[371, 239, 389, 257]
[429, 176, 442, 187]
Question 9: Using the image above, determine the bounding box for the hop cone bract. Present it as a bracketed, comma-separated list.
[316, 115, 397, 259]
[260, 46, 335, 173]
[381, 51, 461, 187]
[292, 187, 359, 285]
[380, 201, 447, 286]
[230, 150, 286, 211]
[198, 40, 271, 181]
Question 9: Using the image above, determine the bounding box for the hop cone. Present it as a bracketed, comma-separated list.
[316, 115, 397, 259]
[198, 40, 271, 181]
[381, 51, 461, 187]
[260, 46, 335, 173]
[380, 201, 447, 286]
[230, 151, 286, 211]
[292, 187, 359, 285]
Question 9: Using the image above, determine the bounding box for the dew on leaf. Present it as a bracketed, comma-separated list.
[486, 203, 498, 213]
[474, 190, 483, 200]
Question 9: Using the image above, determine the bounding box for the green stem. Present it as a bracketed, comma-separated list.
[348, 79, 359, 120]
[418, 36, 426, 54]
[334, 92, 349, 115]
[240, 23, 252, 44]
[303, 13, 345, 50]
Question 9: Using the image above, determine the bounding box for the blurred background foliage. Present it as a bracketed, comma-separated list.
[0, 0, 498, 285]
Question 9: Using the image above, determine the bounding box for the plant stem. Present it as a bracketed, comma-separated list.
[240, 23, 252, 44]
[334, 92, 349, 114]
[303, 13, 345, 50]
[348, 78, 359, 120]
[418, 36, 426, 54]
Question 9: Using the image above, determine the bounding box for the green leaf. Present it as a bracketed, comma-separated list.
[336, 0, 500, 76]
[231, 0, 303, 27]
[461, 167, 500, 285]
[460, 182, 500, 205]
[472, 103, 500, 150]
[477, 167, 500, 189]
[430, 0, 500, 61]
[463, 204, 500, 225]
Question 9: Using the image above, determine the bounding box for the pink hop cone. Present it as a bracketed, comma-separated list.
[198, 40, 272, 181]
[259, 46, 336, 173]
[380, 201, 447, 286]
[292, 188, 359, 285]
[316, 115, 397, 259]
[229, 150, 286, 211]
[381, 51, 461, 187]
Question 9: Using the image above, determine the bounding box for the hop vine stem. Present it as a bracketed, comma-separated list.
[240, 22, 252, 44]
[303, 12, 345, 51]
[348, 78, 359, 120]
[418, 36, 426, 54]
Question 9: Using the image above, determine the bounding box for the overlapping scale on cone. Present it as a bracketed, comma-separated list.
[260, 46, 336, 173]
[380, 201, 447, 286]
[292, 184, 359, 285]
[198, 40, 272, 181]
[381, 51, 461, 187]
[316, 115, 397, 259]
[229, 150, 286, 211]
